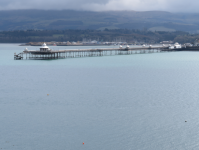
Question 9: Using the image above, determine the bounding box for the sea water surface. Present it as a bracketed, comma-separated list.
[1, 44, 199, 150]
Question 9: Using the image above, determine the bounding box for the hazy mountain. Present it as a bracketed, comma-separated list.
[0, 10, 199, 32]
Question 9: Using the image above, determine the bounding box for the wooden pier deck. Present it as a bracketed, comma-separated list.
[14, 46, 170, 60]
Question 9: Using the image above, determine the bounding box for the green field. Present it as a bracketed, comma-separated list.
[53, 34, 64, 37]
[149, 26, 176, 32]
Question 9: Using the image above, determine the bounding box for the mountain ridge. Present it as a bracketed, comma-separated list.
[0, 10, 198, 32]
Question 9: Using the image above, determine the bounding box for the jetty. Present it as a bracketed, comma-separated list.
[14, 43, 173, 60]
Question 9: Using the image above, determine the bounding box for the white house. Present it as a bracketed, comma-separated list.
[174, 42, 181, 49]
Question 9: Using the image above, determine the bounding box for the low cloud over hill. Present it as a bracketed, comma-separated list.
[0, 0, 199, 13]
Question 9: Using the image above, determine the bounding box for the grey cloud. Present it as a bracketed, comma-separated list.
[0, 0, 198, 12]
[0, 0, 110, 10]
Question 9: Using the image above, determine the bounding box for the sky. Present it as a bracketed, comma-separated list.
[0, 0, 197, 12]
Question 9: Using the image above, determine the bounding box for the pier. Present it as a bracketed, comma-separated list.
[14, 43, 171, 60]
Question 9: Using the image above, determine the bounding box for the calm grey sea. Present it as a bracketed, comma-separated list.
[1, 44, 199, 150]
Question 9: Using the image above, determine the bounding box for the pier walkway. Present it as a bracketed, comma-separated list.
[14, 46, 171, 60]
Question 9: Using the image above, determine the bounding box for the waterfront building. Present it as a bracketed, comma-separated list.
[40, 43, 51, 52]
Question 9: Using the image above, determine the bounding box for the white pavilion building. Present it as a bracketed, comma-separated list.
[40, 43, 51, 52]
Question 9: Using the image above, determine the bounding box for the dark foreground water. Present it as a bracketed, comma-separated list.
[1, 44, 199, 150]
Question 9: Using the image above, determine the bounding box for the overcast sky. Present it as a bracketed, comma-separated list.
[0, 0, 197, 12]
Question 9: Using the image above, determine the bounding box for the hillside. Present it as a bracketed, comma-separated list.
[0, 10, 199, 32]
[0, 29, 192, 43]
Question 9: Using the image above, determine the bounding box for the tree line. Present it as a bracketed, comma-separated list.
[0, 29, 195, 43]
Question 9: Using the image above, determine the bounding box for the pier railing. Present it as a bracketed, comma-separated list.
[14, 46, 170, 60]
